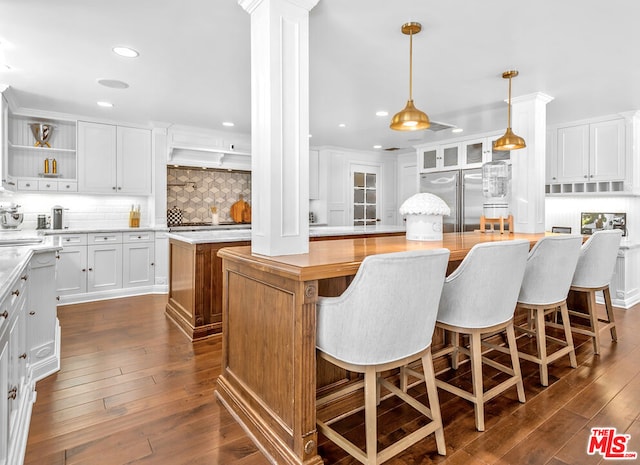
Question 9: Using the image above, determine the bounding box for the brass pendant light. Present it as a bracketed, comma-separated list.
[494, 70, 526, 151]
[390, 22, 430, 131]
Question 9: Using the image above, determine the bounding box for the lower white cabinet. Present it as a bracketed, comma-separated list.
[55, 231, 156, 302]
[0, 248, 59, 465]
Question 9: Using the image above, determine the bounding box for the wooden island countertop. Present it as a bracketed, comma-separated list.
[215, 231, 550, 465]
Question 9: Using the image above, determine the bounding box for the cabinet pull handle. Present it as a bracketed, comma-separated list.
[56, 296, 60, 301]
[11, 290, 19, 297]
[29, 311, 35, 316]
[20, 275, 28, 281]
[56, 255, 60, 260]
[0, 311, 7, 319]
[19, 353, 26, 360]
[8, 387, 17, 400]
[137, 236, 142, 239]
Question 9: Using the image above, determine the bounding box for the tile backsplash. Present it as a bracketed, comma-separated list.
[167, 167, 251, 224]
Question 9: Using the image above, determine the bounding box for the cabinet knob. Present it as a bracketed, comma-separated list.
[26, 183, 31, 187]
[113, 187, 117, 190]
[82, 268, 86, 272]
[590, 174, 594, 178]
[104, 237, 108, 241]
[584, 175, 588, 179]
[151, 262, 155, 266]
[20, 275, 28, 281]
[46, 184, 51, 188]
[11, 290, 19, 297]
[0, 311, 7, 319]
[65, 238, 71, 242]
[117, 187, 122, 190]
[7, 387, 17, 400]
[88, 268, 93, 271]
[29, 311, 35, 316]
[552, 177, 556, 180]
[19, 353, 26, 360]
[137, 235, 142, 239]
[56, 296, 60, 301]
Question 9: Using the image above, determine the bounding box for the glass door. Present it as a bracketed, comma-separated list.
[351, 165, 380, 226]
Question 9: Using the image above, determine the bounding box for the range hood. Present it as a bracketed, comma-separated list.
[167, 126, 251, 171]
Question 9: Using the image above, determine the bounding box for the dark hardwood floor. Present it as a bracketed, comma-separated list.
[25, 295, 640, 465]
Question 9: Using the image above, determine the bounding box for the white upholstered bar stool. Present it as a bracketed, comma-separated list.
[431, 240, 529, 432]
[316, 249, 450, 465]
[511, 235, 583, 386]
[566, 229, 623, 355]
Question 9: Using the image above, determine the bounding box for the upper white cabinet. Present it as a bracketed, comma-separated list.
[78, 122, 151, 194]
[418, 133, 508, 173]
[547, 117, 625, 194]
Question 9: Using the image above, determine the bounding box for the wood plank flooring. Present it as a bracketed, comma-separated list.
[25, 295, 640, 465]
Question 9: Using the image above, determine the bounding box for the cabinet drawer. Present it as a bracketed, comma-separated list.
[88, 232, 123, 244]
[17, 179, 38, 191]
[123, 231, 154, 243]
[59, 234, 88, 246]
[58, 181, 78, 192]
[38, 180, 58, 191]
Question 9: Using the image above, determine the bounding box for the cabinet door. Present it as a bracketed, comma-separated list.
[87, 244, 122, 292]
[590, 119, 625, 181]
[441, 143, 460, 169]
[419, 147, 437, 172]
[462, 139, 485, 166]
[117, 126, 151, 194]
[7, 298, 26, 447]
[27, 252, 58, 381]
[486, 135, 511, 163]
[0, 338, 8, 465]
[56, 246, 87, 296]
[557, 124, 589, 182]
[0, 95, 13, 192]
[78, 122, 117, 193]
[122, 242, 155, 288]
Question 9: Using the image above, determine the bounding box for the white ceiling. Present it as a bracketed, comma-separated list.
[1, 0, 639, 152]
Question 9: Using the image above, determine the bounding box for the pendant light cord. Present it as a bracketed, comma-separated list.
[409, 30, 413, 101]
[507, 76, 512, 129]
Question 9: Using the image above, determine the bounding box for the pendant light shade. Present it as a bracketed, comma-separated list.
[390, 22, 430, 131]
[494, 70, 525, 151]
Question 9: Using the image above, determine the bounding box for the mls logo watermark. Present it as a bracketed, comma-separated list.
[588, 428, 637, 459]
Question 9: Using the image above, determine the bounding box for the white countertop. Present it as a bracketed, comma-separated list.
[166, 224, 407, 244]
[0, 232, 62, 300]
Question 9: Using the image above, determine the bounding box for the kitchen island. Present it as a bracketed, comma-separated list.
[215, 231, 548, 465]
[165, 225, 406, 339]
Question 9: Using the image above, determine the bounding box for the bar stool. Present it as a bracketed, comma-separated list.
[430, 240, 529, 432]
[566, 229, 623, 355]
[316, 249, 450, 465]
[511, 235, 583, 386]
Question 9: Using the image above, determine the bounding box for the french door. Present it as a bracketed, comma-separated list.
[350, 164, 381, 226]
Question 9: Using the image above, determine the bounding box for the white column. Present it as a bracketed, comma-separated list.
[240, 0, 319, 256]
[510, 92, 554, 233]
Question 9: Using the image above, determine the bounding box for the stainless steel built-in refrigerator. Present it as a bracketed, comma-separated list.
[419, 168, 483, 233]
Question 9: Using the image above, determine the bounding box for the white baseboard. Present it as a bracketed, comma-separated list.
[59, 286, 168, 305]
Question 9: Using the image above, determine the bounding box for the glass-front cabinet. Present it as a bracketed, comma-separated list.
[419, 133, 509, 174]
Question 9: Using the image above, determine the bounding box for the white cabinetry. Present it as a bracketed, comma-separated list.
[6, 112, 77, 192]
[418, 133, 509, 174]
[122, 231, 155, 288]
[87, 233, 123, 293]
[55, 231, 156, 303]
[0, 249, 58, 465]
[78, 122, 151, 194]
[0, 94, 12, 192]
[547, 118, 625, 194]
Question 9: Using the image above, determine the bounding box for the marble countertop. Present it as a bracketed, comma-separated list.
[166, 224, 407, 244]
[0, 232, 62, 302]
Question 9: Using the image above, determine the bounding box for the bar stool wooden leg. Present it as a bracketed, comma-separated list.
[451, 331, 460, 370]
[364, 367, 377, 464]
[586, 290, 601, 355]
[603, 287, 617, 341]
[422, 352, 446, 455]
[560, 302, 577, 368]
[469, 332, 485, 431]
[506, 323, 526, 402]
[534, 309, 549, 386]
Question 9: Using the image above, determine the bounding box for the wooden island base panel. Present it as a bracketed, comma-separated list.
[216, 231, 549, 465]
[165, 230, 405, 341]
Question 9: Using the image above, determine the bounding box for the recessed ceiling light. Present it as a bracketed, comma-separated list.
[451, 128, 464, 133]
[112, 46, 139, 58]
[373, 145, 382, 149]
[338, 123, 346, 128]
[97, 101, 113, 108]
[97, 78, 129, 89]
[222, 121, 234, 127]
[375, 111, 388, 117]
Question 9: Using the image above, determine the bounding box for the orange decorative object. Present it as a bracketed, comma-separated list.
[230, 195, 251, 223]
